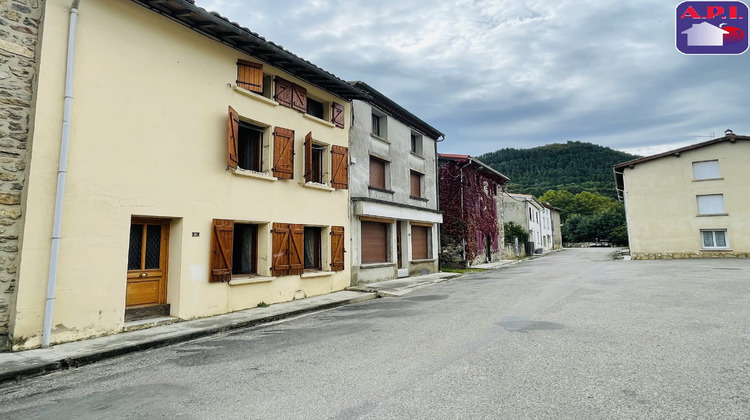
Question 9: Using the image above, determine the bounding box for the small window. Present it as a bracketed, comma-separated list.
[310, 144, 325, 184]
[697, 194, 725, 215]
[304, 132, 329, 185]
[410, 170, 423, 198]
[693, 160, 720, 180]
[371, 113, 386, 137]
[238, 122, 264, 172]
[307, 97, 325, 119]
[410, 134, 423, 155]
[369, 156, 387, 189]
[701, 229, 728, 249]
[304, 227, 322, 270]
[232, 224, 258, 275]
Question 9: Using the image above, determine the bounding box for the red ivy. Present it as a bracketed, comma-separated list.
[439, 160, 500, 261]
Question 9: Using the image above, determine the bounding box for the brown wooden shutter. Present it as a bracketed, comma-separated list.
[330, 145, 348, 189]
[273, 127, 295, 179]
[331, 102, 345, 128]
[236, 59, 263, 93]
[227, 106, 239, 169]
[411, 225, 429, 260]
[271, 223, 290, 276]
[292, 84, 307, 112]
[304, 132, 313, 183]
[210, 219, 234, 282]
[289, 224, 305, 275]
[369, 157, 386, 189]
[275, 77, 293, 108]
[361, 221, 388, 263]
[330, 226, 345, 271]
[410, 171, 421, 197]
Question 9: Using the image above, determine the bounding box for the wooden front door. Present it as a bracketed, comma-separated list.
[126, 219, 169, 307]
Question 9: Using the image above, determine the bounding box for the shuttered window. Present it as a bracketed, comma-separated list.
[693, 160, 720, 180]
[411, 225, 430, 260]
[361, 221, 388, 264]
[210, 219, 234, 282]
[275, 77, 293, 108]
[274, 76, 307, 112]
[331, 102, 345, 128]
[272, 223, 304, 276]
[236, 60, 263, 93]
[369, 156, 387, 189]
[697, 194, 725, 215]
[330, 226, 345, 271]
[273, 127, 294, 179]
[227, 106, 240, 169]
[330, 145, 348, 189]
[410, 171, 422, 198]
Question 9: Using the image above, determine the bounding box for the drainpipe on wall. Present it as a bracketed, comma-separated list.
[42, 0, 81, 349]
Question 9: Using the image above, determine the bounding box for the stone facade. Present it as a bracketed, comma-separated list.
[632, 252, 750, 260]
[0, 0, 43, 350]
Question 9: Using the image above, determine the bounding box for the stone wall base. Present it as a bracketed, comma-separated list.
[632, 252, 750, 260]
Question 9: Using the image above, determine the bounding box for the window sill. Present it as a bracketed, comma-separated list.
[410, 152, 425, 160]
[231, 168, 277, 182]
[700, 248, 732, 252]
[410, 196, 429, 202]
[360, 262, 396, 269]
[303, 113, 335, 128]
[368, 186, 394, 194]
[228, 275, 276, 286]
[233, 85, 278, 107]
[411, 258, 436, 263]
[693, 177, 724, 182]
[301, 271, 333, 279]
[303, 181, 335, 192]
[370, 133, 390, 144]
[696, 213, 728, 217]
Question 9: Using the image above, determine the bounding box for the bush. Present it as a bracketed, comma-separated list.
[504, 221, 529, 244]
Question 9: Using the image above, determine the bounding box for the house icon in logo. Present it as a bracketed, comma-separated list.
[681, 21, 730, 46]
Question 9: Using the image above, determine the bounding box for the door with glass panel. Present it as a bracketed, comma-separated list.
[126, 219, 169, 307]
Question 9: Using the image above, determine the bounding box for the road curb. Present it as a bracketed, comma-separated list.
[0, 292, 377, 384]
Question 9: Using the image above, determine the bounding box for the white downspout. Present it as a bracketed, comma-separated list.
[42, 0, 81, 349]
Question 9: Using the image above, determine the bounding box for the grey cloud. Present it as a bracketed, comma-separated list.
[195, 0, 750, 156]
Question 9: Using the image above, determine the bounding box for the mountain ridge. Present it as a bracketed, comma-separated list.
[476, 141, 640, 198]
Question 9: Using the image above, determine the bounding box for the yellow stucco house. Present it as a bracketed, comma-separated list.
[8, 0, 369, 349]
[614, 132, 750, 260]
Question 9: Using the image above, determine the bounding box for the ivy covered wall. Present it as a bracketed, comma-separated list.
[438, 158, 504, 267]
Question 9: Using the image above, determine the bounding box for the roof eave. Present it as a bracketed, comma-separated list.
[129, 0, 369, 101]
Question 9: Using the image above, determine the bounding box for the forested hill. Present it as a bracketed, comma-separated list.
[477, 141, 640, 198]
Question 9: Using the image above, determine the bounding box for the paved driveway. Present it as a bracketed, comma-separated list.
[0, 248, 748, 419]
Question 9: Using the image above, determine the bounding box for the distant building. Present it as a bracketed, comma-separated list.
[542, 203, 563, 250]
[614, 132, 750, 259]
[501, 193, 546, 253]
[438, 155, 509, 267]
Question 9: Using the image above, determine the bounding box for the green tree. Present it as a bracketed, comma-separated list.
[504, 221, 529, 244]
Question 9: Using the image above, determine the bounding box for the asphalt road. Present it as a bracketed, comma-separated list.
[1, 248, 749, 419]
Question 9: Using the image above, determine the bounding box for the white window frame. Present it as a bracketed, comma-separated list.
[701, 229, 729, 249]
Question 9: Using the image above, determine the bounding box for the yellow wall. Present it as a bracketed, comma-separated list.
[12, 1, 351, 348]
[621, 141, 750, 258]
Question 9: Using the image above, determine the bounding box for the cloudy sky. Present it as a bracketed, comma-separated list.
[194, 0, 749, 157]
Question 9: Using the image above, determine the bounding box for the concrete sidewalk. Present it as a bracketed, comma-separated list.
[0, 272, 459, 383]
